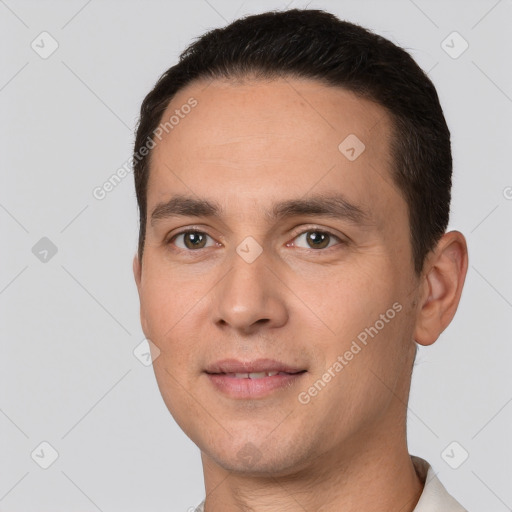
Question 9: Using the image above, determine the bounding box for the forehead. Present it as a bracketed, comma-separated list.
[147, 77, 399, 221]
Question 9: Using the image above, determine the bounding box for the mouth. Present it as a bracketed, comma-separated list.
[205, 358, 306, 375]
[204, 359, 307, 399]
[215, 370, 305, 379]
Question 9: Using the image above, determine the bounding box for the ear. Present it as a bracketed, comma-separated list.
[133, 253, 142, 292]
[133, 253, 148, 335]
[414, 231, 468, 346]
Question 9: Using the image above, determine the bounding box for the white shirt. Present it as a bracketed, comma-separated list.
[193, 456, 467, 511]
[411, 456, 467, 511]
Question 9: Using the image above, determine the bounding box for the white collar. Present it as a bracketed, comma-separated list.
[411, 456, 467, 511]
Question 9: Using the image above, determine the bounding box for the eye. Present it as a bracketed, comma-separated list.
[289, 229, 343, 250]
[167, 227, 345, 252]
[170, 230, 217, 250]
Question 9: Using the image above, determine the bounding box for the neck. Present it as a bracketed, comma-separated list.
[200, 428, 423, 512]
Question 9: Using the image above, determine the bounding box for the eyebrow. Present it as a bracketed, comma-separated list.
[150, 193, 372, 226]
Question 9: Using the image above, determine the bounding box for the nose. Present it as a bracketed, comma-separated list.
[210, 247, 288, 334]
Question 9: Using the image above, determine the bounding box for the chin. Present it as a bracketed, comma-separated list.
[201, 434, 314, 478]
[211, 452, 302, 477]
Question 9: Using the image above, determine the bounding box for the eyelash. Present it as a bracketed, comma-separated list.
[166, 226, 346, 252]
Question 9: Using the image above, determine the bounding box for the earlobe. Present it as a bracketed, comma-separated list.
[133, 254, 142, 290]
[132, 253, 149, 336]
[414, 231, 468, 346]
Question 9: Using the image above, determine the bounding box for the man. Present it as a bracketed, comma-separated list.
[132, 8, 468, 511]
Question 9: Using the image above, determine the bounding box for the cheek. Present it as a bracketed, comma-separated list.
[140, 260, 202, 340]
[303, 261, 410, 399]
[307, 264, 399, 344]
[141, 273, 204, 427]
[139, 293, 199, 392]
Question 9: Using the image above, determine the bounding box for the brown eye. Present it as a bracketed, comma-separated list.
[292, 230, 341, 250]
[306, 232, 330, 249]
[172, 231, 212, 250]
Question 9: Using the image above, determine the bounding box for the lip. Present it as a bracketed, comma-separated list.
[204, 358, 307, 399]
[205, 358, 305, 374]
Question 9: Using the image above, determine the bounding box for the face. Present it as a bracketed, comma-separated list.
[134, 77, 422, 476]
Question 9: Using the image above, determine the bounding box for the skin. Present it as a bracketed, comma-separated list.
[133, 77, 468, 512]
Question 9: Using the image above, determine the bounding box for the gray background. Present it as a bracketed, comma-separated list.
[1, 0, 511, 510]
